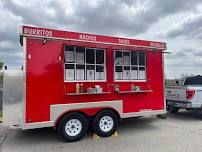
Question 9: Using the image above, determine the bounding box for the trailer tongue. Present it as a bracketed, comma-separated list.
[3, 26, 167, 141]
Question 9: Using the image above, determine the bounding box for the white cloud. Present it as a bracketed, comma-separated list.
[0, 0, 202, 78]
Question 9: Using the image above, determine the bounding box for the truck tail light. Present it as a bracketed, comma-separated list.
[186, 89, 195, 100]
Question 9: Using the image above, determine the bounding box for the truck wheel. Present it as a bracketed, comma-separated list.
[93, 110, 118, 137]
[166, 105, 179, 113]
[57, 112, 88, 142]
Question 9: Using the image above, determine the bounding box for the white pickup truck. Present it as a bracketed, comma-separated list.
[166, 75, 202, 113]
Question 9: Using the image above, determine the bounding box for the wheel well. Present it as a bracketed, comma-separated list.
[54, 108, 121, 130]
[94, 108, 121, 122]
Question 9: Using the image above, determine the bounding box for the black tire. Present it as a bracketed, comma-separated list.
[93, 110, 119, 137]
[166, 105, 179, 113]
[172, 107, 179, 113]
[57, 112, 88, 142]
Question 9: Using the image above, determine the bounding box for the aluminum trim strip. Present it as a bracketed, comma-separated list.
[50, 100, 123, 122]
[23, 121, 54, 130]
[21, 37, 27, 129]
[23, 109, 165, 129]
[122, 110, 165, 118]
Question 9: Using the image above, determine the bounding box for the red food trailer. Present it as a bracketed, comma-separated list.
[3, 26, 166, 141]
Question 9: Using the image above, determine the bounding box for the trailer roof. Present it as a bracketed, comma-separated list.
[20, 26, 166, 50]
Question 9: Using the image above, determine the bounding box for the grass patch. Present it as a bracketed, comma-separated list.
[0, 75, 3, 81]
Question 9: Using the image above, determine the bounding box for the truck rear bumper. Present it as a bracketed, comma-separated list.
[167, 100, 202, 109]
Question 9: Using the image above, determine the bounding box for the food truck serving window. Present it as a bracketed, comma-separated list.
[114, 50, 146, 81]
[64, 45, 106, 82]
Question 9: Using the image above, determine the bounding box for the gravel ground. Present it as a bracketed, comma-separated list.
[1, 111, 202, 152]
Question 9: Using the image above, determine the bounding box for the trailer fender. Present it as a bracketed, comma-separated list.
[53, 107, 121, 130]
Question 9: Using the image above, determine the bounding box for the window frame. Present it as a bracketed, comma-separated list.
[64, 45, 107, 82]
[113, 50, 147, 82]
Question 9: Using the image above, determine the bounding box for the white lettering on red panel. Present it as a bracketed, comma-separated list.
[118, 39, 130, 45]
[79, 34, 96, 41]
[24, 27, 53, 37]
[150, 42, 165, 48]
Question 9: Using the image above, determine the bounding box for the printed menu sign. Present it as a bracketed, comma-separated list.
[115, 72, 122, 80]
[76, 69, 84, 80]
[87, 70, 94, 80]
[131, 70, 138, 80]
[65, 51, 74, 62]
[65, 69, 74, 80]
[139, 70, 146, 80]
[96, 72, 104, 80]
[123, 70, 130, 80]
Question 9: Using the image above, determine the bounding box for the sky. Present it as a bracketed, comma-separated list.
[0, 0, 202, 79]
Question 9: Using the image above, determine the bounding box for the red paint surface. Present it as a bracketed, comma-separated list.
[25, 29, 165, 123]
[22, 26, 166, 49]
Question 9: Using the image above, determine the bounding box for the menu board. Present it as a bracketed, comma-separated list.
[96, 72, 104, 80]
[139, 70, 146, 80]
[65, 51, 74, 62]
[76, 69, 84, 80]
[87, 70, 94, 80]
[115, 72, 122, 80]
[123, 70, 130, 80]
[76, 52, 84, 63]
[131, 70, 138, 80]
[65, 69, 74, 80]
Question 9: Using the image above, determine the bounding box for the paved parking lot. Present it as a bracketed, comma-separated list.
[0, 87, 2, 111]
[1, 111, 202, 152]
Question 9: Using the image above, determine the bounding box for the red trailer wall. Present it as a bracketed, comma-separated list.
[26, 38, 164, 123]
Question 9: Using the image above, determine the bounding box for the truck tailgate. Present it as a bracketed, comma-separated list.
[166, 86, 187, 102]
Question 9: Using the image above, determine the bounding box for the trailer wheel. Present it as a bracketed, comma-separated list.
[57, 112, 88, 142]
[93, 110, 118, 137]
[166, 105, 179, 113]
